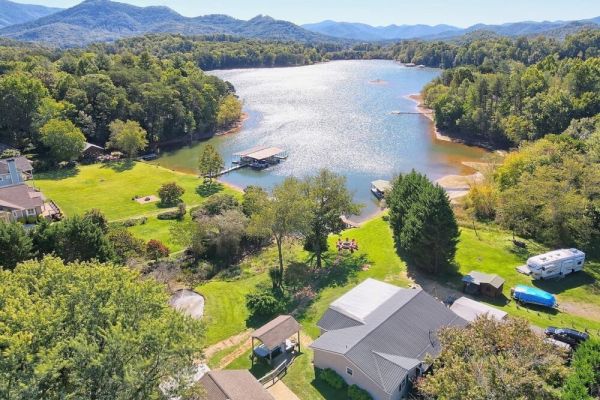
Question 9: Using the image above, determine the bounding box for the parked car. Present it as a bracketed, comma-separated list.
[511, 285, 556, 308]
[544, 327, 589, 347]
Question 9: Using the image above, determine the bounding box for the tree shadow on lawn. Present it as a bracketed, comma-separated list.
[100, 160, 135, 172]
[36, 166, 80, 180]
[315, 252, 367, 289]
[196, 182, 224, 197]
[532, 270, 597, 295]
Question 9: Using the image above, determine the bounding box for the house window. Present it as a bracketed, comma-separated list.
[27, 209, 37, 216]
[346, 367, 353, 376]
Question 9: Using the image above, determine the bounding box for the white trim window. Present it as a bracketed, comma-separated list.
[346, 367, 353, 376]
[27, 208, 37, 216]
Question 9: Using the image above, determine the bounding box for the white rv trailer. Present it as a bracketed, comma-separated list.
[526, 249, 585, 280]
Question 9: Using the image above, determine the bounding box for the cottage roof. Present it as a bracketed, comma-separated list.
[0, 183, 44, 211]
[462, 271, 505, 289]
[311, 279, 466, 395]
[252, 315, 300, 350]
[84, 142, 105, 151]
[199, 370, 274, 400]
[450, 297, 507, 322]
[0, 156, 33, 174]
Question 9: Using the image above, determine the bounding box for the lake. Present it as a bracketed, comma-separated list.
[151, 60, 487, 220]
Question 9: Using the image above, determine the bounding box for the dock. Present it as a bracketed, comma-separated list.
[215, 146, 288, 177]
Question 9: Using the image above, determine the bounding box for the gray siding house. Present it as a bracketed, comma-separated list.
[310, 279, 467, 400]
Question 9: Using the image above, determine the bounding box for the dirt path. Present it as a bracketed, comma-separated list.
[203, 330, 252, 362]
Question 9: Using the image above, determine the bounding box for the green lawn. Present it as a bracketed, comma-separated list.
[34, 161, 240, 221]
[299, 217, 411, 338]
[126, 215, 190, 254]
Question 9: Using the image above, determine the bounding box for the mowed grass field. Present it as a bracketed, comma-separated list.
[34, 161, 240, 221]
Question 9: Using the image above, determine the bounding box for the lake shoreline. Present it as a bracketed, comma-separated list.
[406, 93, 501, 152]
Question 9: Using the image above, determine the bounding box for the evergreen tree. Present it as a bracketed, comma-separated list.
[0, 221, 33, 270]
[198, 144, 224, 184]
[388, 170, 459, 274]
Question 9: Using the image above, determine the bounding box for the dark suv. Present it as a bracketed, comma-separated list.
[544, 327, 589, 347]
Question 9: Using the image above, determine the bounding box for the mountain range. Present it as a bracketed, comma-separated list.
[0, 0, 62, 29]
[0, 0, 336, 47]
[303, 18, 600, 41]
[0, 0, 598, 47]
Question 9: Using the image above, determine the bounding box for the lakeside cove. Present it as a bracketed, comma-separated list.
[149, 60, 491, 221]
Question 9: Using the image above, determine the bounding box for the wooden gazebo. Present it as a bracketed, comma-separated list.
[251, 315, 300, 366]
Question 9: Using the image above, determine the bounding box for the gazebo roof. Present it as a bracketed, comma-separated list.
[252, 315, 300, 350]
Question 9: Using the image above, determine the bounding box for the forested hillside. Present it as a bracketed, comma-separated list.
[418, 30, 600, 147]
[0, 43, 240, 155]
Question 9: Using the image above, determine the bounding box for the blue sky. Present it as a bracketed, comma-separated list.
[14, 0, 600, 27]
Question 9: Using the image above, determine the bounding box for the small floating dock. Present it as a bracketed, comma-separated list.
[217, 146, 287, 176]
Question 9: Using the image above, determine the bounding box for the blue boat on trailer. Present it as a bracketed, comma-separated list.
[511, 285, 556, 308]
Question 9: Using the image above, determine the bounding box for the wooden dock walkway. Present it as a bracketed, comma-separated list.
[214, 163, 246, 177]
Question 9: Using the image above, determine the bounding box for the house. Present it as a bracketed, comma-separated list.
[0, 158, 58, 222]
[449, 296, 507, 322]
[198, 370, 275, 400]
[81, 142, 106, 161]
[0, 156, 33, 184]
[462, 271, 505, 298]
[310, 278, 467, 400]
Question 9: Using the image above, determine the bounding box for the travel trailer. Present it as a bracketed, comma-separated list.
[525, 249, 585, 280]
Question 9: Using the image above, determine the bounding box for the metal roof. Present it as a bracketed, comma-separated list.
[252, 315, 300, 350]
[371, 180, 391, 193]
[329, 278, 401, 323]
[311, 280, 467, 395]
[243, 147, 285, 161]
[199, 370, 274, 400]
[462, 271, 505, 289]
[450, 297, 507, 322]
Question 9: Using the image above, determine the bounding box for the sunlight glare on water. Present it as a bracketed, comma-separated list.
[153, 60, 487, 220]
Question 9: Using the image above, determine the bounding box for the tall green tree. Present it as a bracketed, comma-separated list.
[198, 144, 224, 184]
[0, 256, 204, 400]
[0, 221, 33, 270]
[39, 118, 86, 163]
[216, 94, 242, 129]
[248, 177, 311, 287]
[0, 73, 48, 147]
[388, 171, 459, 274]
[418, 317, 567, 400]
[31, 215, 115, 263]
[304, 169, 361, 269]
[107, 119, 148, 158]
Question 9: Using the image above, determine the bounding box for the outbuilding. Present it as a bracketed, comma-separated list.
[462, 271, 505, 298]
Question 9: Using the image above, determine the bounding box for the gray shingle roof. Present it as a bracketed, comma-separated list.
[310, 281, 467, 395]
[252, 315, 300, 350]
[0, 183, 44, 210]
[462, 271, 505, 289]
[199, 370, 274, 400]
[0, 156, 33, 174]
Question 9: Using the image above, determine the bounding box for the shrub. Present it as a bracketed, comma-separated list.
[120, 216, 148, 227]
[245, 289, 288, 318]
[348, 385, 373, 400]
[158, 182, 185, 206]
[319, 368, 347, 390]
[25, 215, 38, 224]
[193, 193, 239, 217]
[146, 240, 170, 260]
[562, 339, 600, 400]
[107, 228, 146, 262]
[157, 204, 186, 221]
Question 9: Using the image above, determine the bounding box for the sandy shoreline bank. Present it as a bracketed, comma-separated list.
[406, 93, 456, 142]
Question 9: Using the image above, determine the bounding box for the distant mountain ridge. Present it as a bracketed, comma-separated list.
[0, 0, 62, 29]
[303, 17, 600, 41]
[0, 0, 338, 47]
